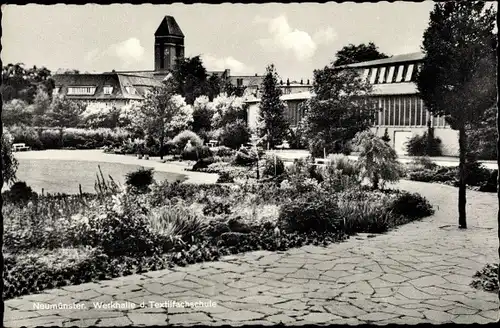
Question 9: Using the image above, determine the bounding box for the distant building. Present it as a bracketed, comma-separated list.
[245, 52, 459, 156]
[343, 52, 457, 156]
[52, 15, 314, 121]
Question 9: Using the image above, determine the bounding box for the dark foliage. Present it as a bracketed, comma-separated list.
[405, 131, 442, 156]
[125, 167, 154, 193]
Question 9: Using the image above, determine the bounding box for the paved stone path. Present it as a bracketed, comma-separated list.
[4, 181, 499, 326]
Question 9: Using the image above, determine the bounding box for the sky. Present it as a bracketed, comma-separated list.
[1, 2, 496, 81]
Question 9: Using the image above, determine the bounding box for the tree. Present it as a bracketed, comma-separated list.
[206, 74, 222, 101]
[1, 63, 54, 104]
[135, 80, 193, 159]
[1, 99, 33, 126]
[352, 130, 403, 189]
[1, 132, 19, 185]
[257, 64, 289, 149]
[416, 2, 497, 229]
[303, 65, 378, 157]
[222, 79, 246, 97]
[46, 96, 84, 128]
[468, 106, 497, 160]
[333, 42, 389, 67]
[171, 56, 209, 105]
[191, 95, 214, 134]
[211, 93, 246, 130]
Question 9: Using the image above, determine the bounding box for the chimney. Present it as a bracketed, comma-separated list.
[286, 78, 290, 86]
[280, 80, 283, 85]
[307, 79, 310, 85]
[300, 79, 303, 85]
[255, 73, 258, 76]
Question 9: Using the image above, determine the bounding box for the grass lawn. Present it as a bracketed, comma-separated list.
[8, 159, 187, 194]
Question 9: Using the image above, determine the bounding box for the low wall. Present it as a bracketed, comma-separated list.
[371, 126, 459, 156]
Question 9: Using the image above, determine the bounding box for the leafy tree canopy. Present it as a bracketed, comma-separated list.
[333, 42, 389, 67]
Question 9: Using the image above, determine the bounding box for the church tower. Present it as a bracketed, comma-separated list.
[154, 16, 184, 74]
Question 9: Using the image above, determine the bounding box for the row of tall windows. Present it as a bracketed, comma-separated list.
[375, 96, 447, 127]
[363, 63, 420, 84]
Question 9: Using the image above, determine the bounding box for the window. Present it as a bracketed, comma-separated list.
[403, 97, 411, 126]
[395, 65, 404, 82]
[103, 86, 113, 95]
[415, 97, 422, 126]
[67, 86, 96, 95]
[125, 86, 136, 95]
[405, 64, 414, 82]
[369, 67, 378, 84]
[377, 67, 386, 84]
[362, 69, 370, 81]
[386, 67, 395, 84]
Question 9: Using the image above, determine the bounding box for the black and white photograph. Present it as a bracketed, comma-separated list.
[1, 1, 499, 326]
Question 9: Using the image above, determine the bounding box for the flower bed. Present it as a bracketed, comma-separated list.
[3, 155, 435, 300]
[405, 159, 497, 193]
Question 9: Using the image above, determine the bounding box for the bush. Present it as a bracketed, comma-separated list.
[326, 154, 360, 178]
[233, 149, 258, 166]
[181, 145, 213, 161]
[3, 181, 37, 204]
[278, 192, 341, 233]
[125, 167, 154, 193]
[9, 125, 44, 150]
[388, 191, 434, 219]
[171, 130, 204, 150]
[216, 171, 235, 183]
[336, 191, 394, 233]
[39, 129, 63, 149]
[213, 146, 236, 157]
[192, 157, 216, 171]
[479, 170, 497, 192]
[219, 119, 251, 149]
[148, 205, 207, 246]
[262, 155, 285, 177]
[2, 132, 18, 185]
[353, 131, 403, 189]
[410, 156, 438, 170]
[405, 131, 442, 156]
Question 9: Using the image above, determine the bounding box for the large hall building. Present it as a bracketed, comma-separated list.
[245, 52, 459, 156]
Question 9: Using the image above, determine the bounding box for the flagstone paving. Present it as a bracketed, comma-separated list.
[4, 180, 499, 326]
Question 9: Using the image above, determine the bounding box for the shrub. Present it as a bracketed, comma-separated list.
[336, 191, 394, 233]
[216, 171, 235, 183]
[479, 170, 497, 192]
[410, 156, 438, 170]
[181, 145, 213, 161]
[202, 198, 233, 216]
[262, 155, 285, 177]
[326, 154, 360, 178]
[39, 129, 63, 149]
[278, 192, 341, 233]
[2, 132, 18, 185]
[9, 125, 44, 150]
[405, 131, 442, 156]
[125, 167, 154, 193]
[192, 157, 216, 171]
[87, 194, 160, 256]
[219, 119, 251, 149]
[3, 181, 37, 204]
[148, 205, 207, 246]
[352, 130, 404, 189]
[233, 150, 258, 167]
[387, 191, 434, 219]
[171, 130, 203, 150]
[213, 146, 235, 157]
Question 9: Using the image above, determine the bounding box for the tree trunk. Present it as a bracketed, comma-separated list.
[458, 126, 467, 229]
[497, 101, 500, 309]
[160, 129, 164, 160]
